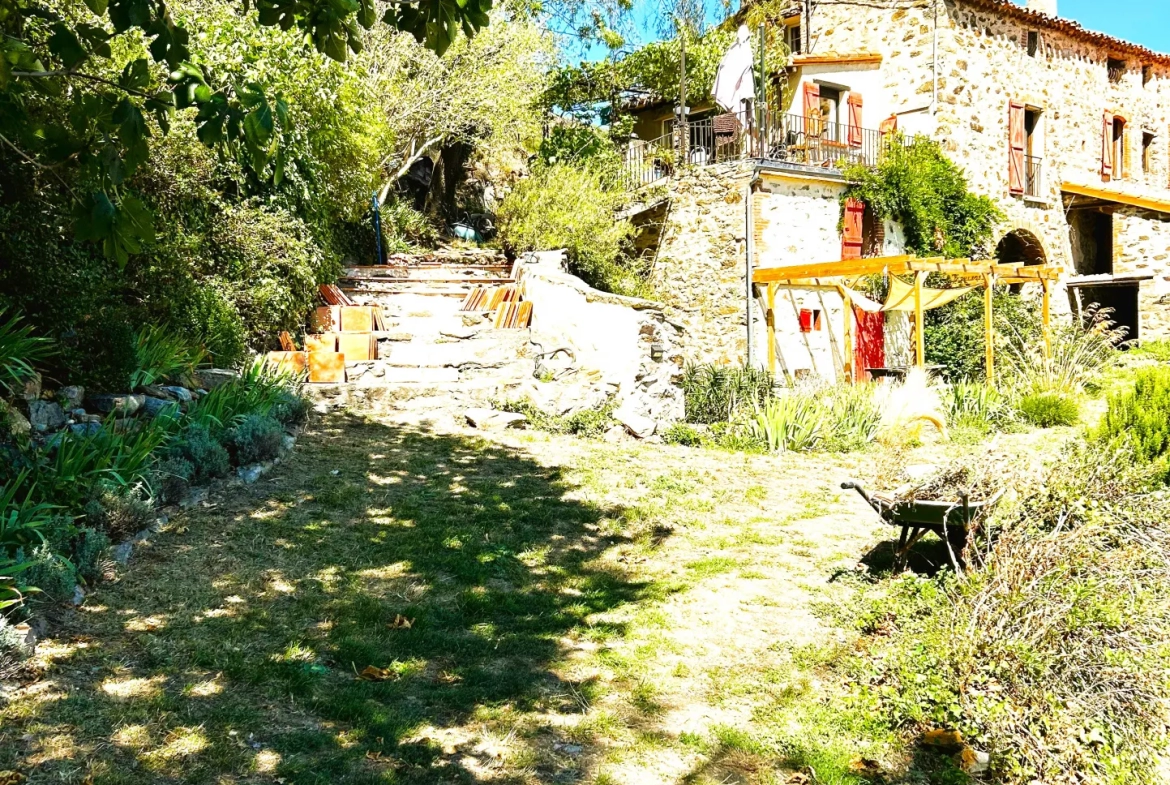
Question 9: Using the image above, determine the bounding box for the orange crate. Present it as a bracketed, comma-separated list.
[308, 351, 346, 383]
[340, 306, 375, 333]
[305, 333, 338, 353]
[311, 306, 341, 332]
[264, 351, 308, 376]
[337, 332, 376, 361]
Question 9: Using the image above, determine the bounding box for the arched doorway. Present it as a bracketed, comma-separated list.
[995, 229, 1046, 294]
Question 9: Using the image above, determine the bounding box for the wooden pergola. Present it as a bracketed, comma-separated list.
[751, 255, 1063, 384]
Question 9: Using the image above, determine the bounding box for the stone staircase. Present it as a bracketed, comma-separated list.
[307, 247, 537, 415]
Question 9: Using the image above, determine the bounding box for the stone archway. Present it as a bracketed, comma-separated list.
[995, 227, 1048, 267]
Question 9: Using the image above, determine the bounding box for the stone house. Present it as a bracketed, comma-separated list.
[635, 0, 1170, 380]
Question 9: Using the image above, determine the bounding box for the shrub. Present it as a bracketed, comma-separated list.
[188, 359, 302, 434]
[84, 482, 156, 540]
[225, 414, 284, 465]
[272, 391, 311, 427]
[0, 307, 54, 396]
[924, 290, 1040, 382]
[943, 380, 1015, 435]
[492, 397, 615, 437]
[661, 422, 705, 447]
[1017, 391, 1079, 428]
[1095, 366, 1170, 473]
[682, 363, 775, 424]
[17, 545, 77, 603]
[154, 457, 195, 505]
[41, 417, 174, 508]
[538, 125, 620, 167]
[172, 424, 231, 483]
[71, 527, 111, 583]
[56, 306, 140, 392]
[1134, 339, 1170, 362]
[1003, 306, 1123, 396]
[131, 324, 207, 389]
[849, 441, 1170, 782]
[749, 395, 823, 452]
[379, 199, 438, 253]
[820, 384, 882, 452]
[496, 162, 640, 295]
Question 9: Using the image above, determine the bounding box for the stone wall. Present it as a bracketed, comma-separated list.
[1113, 207, 1170, 337]
[653, 163, 756, 365]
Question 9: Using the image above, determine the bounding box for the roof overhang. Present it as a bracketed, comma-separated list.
[1062, 181, 1170, 214]
[789, 52, 882, 68]
[1066, 273, 1155, 288]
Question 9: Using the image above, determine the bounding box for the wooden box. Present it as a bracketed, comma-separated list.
[305, 333, 338, 353]
[308, 351, 346, 383]
[338, 332, 377, 361]
[311, 306, 341, 332]
[264, 351, 308, 376]
[340, 305, 375, 333]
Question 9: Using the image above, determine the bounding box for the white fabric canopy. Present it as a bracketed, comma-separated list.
[712, 26, 755, 113]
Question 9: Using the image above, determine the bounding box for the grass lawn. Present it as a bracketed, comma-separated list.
[0, 411, 1038, 784]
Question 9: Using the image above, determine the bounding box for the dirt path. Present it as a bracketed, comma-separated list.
[0, 410, 982, 784]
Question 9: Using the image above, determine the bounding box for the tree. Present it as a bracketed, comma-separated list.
[0, 0, 492, 263]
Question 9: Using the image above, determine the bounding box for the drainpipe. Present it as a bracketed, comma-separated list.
[745, 170, 761, 367]
[931, 0, 940, 115]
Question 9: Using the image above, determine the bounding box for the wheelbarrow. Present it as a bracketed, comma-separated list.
[841, 480, 1003, 571]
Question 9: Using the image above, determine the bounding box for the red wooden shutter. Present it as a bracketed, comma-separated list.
[847, 93, 864, 147]
[842, 198, 865, 259]
[1102, 111, 1114, 181]
[1008, 100, 1026, 195]
[803, 82, 820, 135]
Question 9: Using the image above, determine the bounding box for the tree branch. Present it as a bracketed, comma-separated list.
[12, 68, 164, 101]
[377, 134, 445, 203]
[0, 132, 78, 199]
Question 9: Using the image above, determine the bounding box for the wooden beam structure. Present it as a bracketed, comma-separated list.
[984, 273, 996, 385]
[753, 254, 1061, 285]
[913, 272, 925, 368]
[766, 283, 777, 377]
[1041, 278, 1052, 359]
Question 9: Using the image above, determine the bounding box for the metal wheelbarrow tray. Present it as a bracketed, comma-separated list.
[841, 480, 1003, 570]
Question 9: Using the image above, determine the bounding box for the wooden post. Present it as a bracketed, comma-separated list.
[1041, 278, 1052, 359]
[984, 273, 995, 386]
[767, 283, 777, 376]
[913, 271, 925, 369]
[841, 288, 854, 384]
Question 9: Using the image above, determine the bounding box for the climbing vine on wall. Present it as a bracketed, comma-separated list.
[841, 136, 1003, 259]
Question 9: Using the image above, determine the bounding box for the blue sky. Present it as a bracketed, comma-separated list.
[577, 0, 1170, 61]
[1021, 0, 1170, 52]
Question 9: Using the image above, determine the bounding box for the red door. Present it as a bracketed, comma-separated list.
[854, 308, 885, 381]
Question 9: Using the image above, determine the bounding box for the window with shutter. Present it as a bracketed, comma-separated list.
[1102, 111, 1114, 181]
[802, 82, 821, 136]
[847, 94, 863, 147]
[1008, 101, 1026, 195]
[842, 198, 865, 260]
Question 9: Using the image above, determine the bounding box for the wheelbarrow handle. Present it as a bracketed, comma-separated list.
[841, 480, 882, 514]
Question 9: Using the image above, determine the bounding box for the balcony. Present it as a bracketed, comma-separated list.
[620, 108, 896, 190]
[1025, 155, 1043, 198]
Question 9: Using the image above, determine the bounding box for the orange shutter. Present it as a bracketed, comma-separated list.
[1102, 111, 1113, 181]
[842, 198, 865, 260]
[847, 93, 864, 147]
[803, 82, 820, 135]
[1008, 100, 1026, 195]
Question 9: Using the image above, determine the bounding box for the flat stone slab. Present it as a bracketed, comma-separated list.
[464, 408, 527, 429]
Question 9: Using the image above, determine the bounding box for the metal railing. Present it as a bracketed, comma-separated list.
[1025, 155, 1043, 198]
[620, 108, 899, 190]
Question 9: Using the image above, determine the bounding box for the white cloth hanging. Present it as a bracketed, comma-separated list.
[712, 26, 756, 114]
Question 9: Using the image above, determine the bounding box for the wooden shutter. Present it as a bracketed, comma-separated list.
[803, 82, 821, 135]
[1008, 100, 1026, 195]
[842, 198, 865, 260]
[1102, 111, 1114, 181]
[847, 93, 864, 147]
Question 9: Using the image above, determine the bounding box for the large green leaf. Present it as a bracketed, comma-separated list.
[47, 24, 87, 69]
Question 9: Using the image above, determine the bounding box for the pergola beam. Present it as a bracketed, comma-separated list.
[752, 254, 1061, 284]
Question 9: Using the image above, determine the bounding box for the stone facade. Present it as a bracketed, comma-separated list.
[796, 0, 1170, 339]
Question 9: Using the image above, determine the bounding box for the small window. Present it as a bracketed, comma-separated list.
[1143, 131, 1155, 174]
[1027, 31, 1039, 57]
[797, 309, 823, 333]
[1143, 64, 1154, 86]
[786, 22, 802, 55]
[1108, 57, 1126, 83]
[819, 86, 842, 138]
[1113, 117, 1127, 178]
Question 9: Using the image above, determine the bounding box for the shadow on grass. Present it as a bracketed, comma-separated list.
[3, 413, 661, 784]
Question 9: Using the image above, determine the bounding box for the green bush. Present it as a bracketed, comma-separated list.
[538, 125, 620, 167]
[155, 457, 195, 506]
[17, 545, 77, 603]
[58, 307, 140, 393]
[131, 325, 208, 389]
[172, 424, 231, 483]
[71, 527, 111, 583]
[496, 162, 641, 295]
[924, 290, 1040, 382]
[661, 422, 705, 447]
[41, 418, 174, 508]
[0, 307, 54, 396]
[272, 391, 312, 427]
[820, 384, 882, 452]
[225, 414, 284, 465]
[1017, 391, 1079, 428]
[681, 363, 775, 424]
[1134, 339, 1170, 362]
[83, 482, 156, 540]
[379, 199, 438, 253]
[749, 395, 824, 452]
[1095, 366, 1170, 473]
[944, 380, 1016, 435]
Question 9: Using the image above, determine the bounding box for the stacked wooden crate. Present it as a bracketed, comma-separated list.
[266, 285, 387, 384]
[459, 283, 532, 328]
